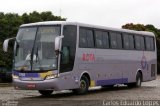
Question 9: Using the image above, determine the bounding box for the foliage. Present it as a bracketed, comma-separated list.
[0, 11, 66, 68]
[122, 23, 160, 37]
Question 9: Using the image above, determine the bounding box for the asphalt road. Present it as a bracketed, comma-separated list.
[0, 76, 160, 106]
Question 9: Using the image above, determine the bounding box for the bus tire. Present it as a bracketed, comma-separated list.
[135, 72, 142, 87]
[73, 75, 89, 95]
[38, 90, 53, 96]
[128, 72, 142, 88]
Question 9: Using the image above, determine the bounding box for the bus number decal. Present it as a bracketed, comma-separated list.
[82, 53, 95, 62]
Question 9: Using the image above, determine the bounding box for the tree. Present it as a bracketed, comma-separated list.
[122, 23, 160, 37]
[122, 23, 146, 31]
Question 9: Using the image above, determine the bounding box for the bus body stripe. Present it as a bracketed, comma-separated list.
[13, 71, 54, 78]
[96, 78, 128, 86]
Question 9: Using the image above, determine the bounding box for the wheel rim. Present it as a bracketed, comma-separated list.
[80, 80, 86, 89]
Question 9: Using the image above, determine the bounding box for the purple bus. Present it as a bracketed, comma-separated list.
[3, 21, 157, 96]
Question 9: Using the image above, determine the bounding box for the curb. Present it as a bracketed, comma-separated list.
[0, 83, 12, 87]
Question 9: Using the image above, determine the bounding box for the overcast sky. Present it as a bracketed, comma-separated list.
[0, 0, 160, 28]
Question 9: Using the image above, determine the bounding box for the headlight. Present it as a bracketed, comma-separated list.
[45, 74, 58, 80]
[12, 74, 19, 79]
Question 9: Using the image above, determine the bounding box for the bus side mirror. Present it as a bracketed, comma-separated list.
[55, 36, 64, 51]
[3, 37, 15, 52]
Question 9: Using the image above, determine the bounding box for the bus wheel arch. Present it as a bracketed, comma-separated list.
[72, 72, 91, 94]
[81, 73, 91, 86]
[128, 70, 143, 88]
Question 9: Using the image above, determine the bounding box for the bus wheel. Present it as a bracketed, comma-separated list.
[73, 76, 89, 95]
[38, 90, 53, 96]
[135, 72, 142, 87]
[128, 72, 142, 88]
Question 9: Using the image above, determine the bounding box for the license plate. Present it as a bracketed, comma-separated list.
[27, 84, 36, 89]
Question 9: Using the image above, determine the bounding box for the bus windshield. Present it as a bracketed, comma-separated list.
[14, 26, 61, 71]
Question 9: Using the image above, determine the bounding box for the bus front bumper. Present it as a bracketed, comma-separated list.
[13, 78, 61, 90]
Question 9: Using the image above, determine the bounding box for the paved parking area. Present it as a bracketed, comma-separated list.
[0, 76, 160, 106]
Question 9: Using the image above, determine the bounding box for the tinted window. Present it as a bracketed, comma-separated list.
[145, 37, 155, 51]
[61, 25, 77, 73]
[117, 33, 122, 49]
[123, 34, 135, 50]
[95, 31, 103, 48]
[79, 27, 94, 48]
[150, 37, 155, 51]
[79, 28, 87, 48]
[86, 29, 94, 48]
[102, 32, 109, 49]
[140, 36, 145, 50]
[95, 31, 109, 49]
[135, 35, 141, 50]
[123, 34, 129, 49]
[128, 35, 134, 49]
[110, 32, 122, 49]
[110, 32, 117, 49]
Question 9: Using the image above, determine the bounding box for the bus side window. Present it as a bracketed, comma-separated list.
[122, 34, 129, 50]
[95, 30, 103, 48]
[150, 37, 155, 51]
[61, 46, 69, 64]
[140, 36, 145, 51]
[145, 37, 150, 51]
[60, 25, 77, 73]
[79, 28, 94, 48]
[116, 33, 122, 49]
[102, 32, 109, 49]
[145, 37, 155, 51]
[110, 32, 117, 49]
[135, 35, 141, 50]
[128, 35, 134, 50]
[79, 28, 87, 48]
[110, 32, 122, 49]
[86, 29, 94, 48]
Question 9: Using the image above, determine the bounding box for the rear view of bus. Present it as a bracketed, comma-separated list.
[3, 21, 157, 96]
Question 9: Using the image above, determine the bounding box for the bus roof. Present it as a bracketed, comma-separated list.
[20, 21, 155, 37]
